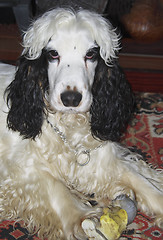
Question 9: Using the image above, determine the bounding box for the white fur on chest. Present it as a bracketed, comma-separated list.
[33, 113, 120, 197]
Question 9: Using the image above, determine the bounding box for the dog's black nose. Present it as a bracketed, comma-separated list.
[61, 91, 82, 107]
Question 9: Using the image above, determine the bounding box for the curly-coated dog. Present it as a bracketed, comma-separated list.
[0, 8, 163, 240]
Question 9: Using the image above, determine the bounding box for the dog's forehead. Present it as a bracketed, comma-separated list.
[47, 27, 96, 54]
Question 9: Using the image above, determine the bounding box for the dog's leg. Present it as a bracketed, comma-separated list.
[44, 172, 102, 240]
[120, 161, 163, 228]
[0, 171, 102, 240]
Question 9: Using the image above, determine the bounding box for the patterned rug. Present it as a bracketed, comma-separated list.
[121, 92, 163, 240]
[0, 92, 163, 240]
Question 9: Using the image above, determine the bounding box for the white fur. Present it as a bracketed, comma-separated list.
[23, 8, 120, 63]
[0, 8, 163, 240]
[47, 28, 98, 112]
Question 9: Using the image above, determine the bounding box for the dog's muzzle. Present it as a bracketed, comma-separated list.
[61, 91, 82, 107]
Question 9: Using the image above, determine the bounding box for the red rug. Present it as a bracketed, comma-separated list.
[121, 92, 163, 240]
[0, 92, 163, 240]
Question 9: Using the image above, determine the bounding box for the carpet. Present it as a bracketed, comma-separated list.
[121, 92, 163, 239]
[0, 92, 162, 240]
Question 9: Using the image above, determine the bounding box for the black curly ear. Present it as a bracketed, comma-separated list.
[90, 58, 134, 142]
[5, 51, 49, 139]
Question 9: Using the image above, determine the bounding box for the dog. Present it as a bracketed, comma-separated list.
[0, 8, 163, 240]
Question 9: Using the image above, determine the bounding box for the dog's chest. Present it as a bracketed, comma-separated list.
[37, 113, 118, 196]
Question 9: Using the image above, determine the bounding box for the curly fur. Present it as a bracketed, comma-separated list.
[6, 53, 49, 139]
[91, 58, 134, 141]
[0, 8, 163, 240]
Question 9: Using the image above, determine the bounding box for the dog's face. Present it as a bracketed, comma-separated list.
[21, 9, 120, 114]
[46, 28, 99, 113]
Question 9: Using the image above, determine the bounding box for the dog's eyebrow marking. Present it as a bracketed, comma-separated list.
[73, 86, 77, 91]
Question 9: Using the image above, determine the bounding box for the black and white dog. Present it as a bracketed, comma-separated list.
[0, 8, 162, 240]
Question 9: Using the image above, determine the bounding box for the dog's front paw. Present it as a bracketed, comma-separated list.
[63, 212, 95, 240]
[82, 219, 105, 240]
[64, 207, 102, 240]
[64, 219, 88, 240]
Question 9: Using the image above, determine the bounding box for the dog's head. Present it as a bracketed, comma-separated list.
[23, 8, 120, 113]
[6, 8, 133, 140]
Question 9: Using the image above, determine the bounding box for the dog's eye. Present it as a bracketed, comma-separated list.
[85, 48, 99, 61]
[48, 50, 59, 60]
[85, 51, 94, 59]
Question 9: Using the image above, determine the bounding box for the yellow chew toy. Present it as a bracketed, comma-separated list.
[97, 207, 128, 240]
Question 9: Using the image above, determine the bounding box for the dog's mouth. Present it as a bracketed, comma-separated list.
[50, 103, 91, 114]
[61, 108, 80, 114]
